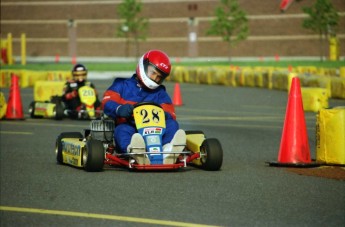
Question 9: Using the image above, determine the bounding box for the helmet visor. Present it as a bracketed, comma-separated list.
[73, 71, 87, 81]
[145, 63, 168, 85]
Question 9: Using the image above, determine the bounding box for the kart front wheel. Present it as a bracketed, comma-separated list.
[83, 139, 104, 172]
[200, 138, 223, 171]
[55, 132, 83, 164]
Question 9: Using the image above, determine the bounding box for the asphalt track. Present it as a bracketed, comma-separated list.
[1, 76, 345, 227]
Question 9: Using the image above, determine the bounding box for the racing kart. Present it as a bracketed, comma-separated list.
[55, 102, 223, 171]
[29, 85, 101, 120]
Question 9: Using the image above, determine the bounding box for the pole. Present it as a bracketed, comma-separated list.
[7, 33, 13, 65]
[21, 33, 26, 65]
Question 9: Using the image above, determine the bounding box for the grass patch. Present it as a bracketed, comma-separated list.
[1, 60, 344, 71]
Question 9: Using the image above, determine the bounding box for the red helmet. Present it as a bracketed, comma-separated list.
[136, 50, 171, 90]
[72, 63, 87, 82]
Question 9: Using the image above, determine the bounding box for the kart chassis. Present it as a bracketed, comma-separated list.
[56, 103, 223, 172]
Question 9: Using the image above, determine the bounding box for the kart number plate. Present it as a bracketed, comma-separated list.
[134, 104, 165, 129]
[78, 86, 96, 106]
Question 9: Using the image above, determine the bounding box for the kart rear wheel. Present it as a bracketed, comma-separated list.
[54, 103, 64, 120]
[55, 132, 83, 164]
[83, 139, 104, 172]
[200, 138, 223, 171]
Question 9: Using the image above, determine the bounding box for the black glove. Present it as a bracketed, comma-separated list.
[116, 104, 134, 118]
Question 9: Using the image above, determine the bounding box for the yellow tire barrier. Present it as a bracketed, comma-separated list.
[0, 70, 71, 88]
[316, 107, 345, 165]
[169, 66, 344, 100]
[330, 77, 345, 99]
[243, 68, 255, 87]
[299, 74, 332, 98]
[0, 92, 7, 119]
[301, 88, 328, 112]
[34, 80, 65, 102]
[340, 67, 345, 78]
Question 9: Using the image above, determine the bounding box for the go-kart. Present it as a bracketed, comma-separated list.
[29, 85, 101, 120]
[55, 102, 223, 171]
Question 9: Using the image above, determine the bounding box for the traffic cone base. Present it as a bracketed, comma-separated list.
[268, 77, 318, 168]
[267, 161, 320, 168]
[5, 74, 25, 120]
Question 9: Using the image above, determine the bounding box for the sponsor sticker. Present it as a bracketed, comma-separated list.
[62, 141, 81, 156]
[143, 127, 162, 135]
[149, 146, 161, 155]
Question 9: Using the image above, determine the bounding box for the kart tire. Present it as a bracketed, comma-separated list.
[200, 138, 223, 171]
[55, 132, 83, 164]
[186, 130, 204, 135]
[54, 103, 64, 120]
[28, 101, 36, 118]
[83, 139, 104, 172]
[51, 95, 62, 104]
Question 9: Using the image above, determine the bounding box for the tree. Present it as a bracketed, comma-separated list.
[116, 0, 148, 58]
[302, 0, 339, 61]
[206, 0, 248, 61]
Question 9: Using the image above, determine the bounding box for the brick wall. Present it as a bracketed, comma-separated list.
[1, 0, 344, 58]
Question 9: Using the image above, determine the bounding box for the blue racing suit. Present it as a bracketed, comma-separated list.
[102, 75, 179, 153]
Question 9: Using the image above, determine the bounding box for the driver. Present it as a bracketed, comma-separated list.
[62, 63, 101, 118]
[102, 50, 186, 164]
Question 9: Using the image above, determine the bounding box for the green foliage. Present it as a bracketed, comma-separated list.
[302, 0, 339, 61]
[2, 60, 343, 72]
[206, 0, 248, 52]
[302, 0, 339, 35]
[116, 0, 148, 57]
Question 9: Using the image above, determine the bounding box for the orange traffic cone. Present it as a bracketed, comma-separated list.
[5, 74, 25, 120]
[172, 83, 183, 106]
[268, 77, 318, 167]
[72, 56, 77, 65]
[280, 0, 294, 12]
[55, 54, 60, 63]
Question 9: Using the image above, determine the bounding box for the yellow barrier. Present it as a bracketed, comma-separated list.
[298, 74, 331, 97]
[243, 68, 255, 87]
[301, 88, 328, 112]
[47, 71, 72, 81]
[214, 68, 228, 86]
[271, 70, 289, 90]
[169, 66, 184, 83]
[0, 92, 7, 119]
[234, 68, 244, 86]
[316, 107, 345, 165]
[340, 67, 345, 78]
[226, 69, 237, 87]
[34, 81, 65, 101]
[330, 77, 345, 99]
[186, 67, 198, 83]
[253, 69, 267, 88]
[296, 66, 318, 75]
[169, 66, 344, 99]
[0, 70, 12, 87]
[0, 70, 71, 88]
[198, 68, 212, 84]
[0, 70, 22, 88]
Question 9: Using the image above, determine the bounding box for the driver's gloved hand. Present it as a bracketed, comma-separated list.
[116, 104, 134, 118]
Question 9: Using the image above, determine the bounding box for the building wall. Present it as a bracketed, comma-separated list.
[1, 0, 344, 58]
